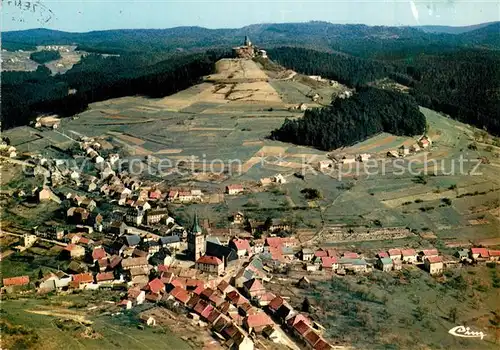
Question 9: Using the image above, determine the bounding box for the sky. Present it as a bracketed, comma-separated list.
[2, 0, 499, 32]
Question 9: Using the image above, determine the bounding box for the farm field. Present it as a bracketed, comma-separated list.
[0, 296, 191, 350]
[267, 264, 500, 350]
[3, 58, 499, 253]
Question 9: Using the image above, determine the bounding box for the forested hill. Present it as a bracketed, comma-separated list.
[270, 87, 426, 151]
[1, 49, 231, 129]
[268, 47, 500, 137]
[3, 21, 499, 55]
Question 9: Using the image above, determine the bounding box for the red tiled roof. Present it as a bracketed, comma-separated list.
[266, 237, 283, 247]
[65, 243, 83, 252]
[377, 251, 388, 258]
[420, 249, 439, 256]
[3, 275, 30, 287]
[426, 256, 443, 263]
[108, 255, 122, 269]
[170, 286, 190, 304]
[286, 313, 311, 327]
[217, 280, 234, 294]
[268, 296, 285, 312]
[73, 273, 93, 284]
[243, 278, 264, 292]
[314, 338, 332, 350]
[196, 255, 223, 266]
[342, 251, 358, 259]
[401, 249, 416, 256]
[170, 278, 186, 289]
[489, 250, 500, 257]
[293, 320, 312, 336]
[207, 309, 222, 324]
[96, 272, 114, 282]
[227, 184, 243, 191]
[158, 264, 170, 273]
[201, 288, 215, 299]
[128, 287, 143, 299]
[314, 250, 328, 258]
[92, 247, 107, 260]
[471, 247, 489, 257]
[304, 329, 321, 346]
[321, 256, 338, 268]
[227, 290, 248, 306]
[244, 312, 273, 329]
[231, 238, 251, 252]
[147, 278, 165, 294]
[388, 248, 401, 256]
[194, 299, 210, 315]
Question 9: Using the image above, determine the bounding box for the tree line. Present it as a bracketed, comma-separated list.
[268, 46, 500, 137]
[1, 49, 231, 130]
[270, 86, 426, 151]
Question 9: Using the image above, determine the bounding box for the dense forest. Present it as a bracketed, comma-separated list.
[268, 47, 500, 137]
[29, 50, 61, 64]
[270, 87, 426, 151]
[1, 49, 231, 129]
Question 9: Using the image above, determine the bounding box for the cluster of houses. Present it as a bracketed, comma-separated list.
[0, 140, 17, 158]
[387, 135, 432, 158]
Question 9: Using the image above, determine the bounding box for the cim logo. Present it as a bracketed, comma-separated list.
[448, 326, 486, 340]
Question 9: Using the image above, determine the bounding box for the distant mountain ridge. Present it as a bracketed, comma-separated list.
[3, 21, 499, 56]
[416, 21, 499, 34]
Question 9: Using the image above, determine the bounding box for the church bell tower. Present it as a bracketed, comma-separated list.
[187, 212, 205, 261]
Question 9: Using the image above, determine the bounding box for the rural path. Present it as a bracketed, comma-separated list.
[0, 155, 35, 167]
[0, 229, 67, 247]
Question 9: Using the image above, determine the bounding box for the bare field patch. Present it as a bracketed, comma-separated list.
[155, 149, 184, 154]
[256, 145, 288, 156]
[242, 140, 264, 146]
[107, 131, 145, 145]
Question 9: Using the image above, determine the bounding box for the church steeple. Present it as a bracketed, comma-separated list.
[190, 211, 202, 235]
[188, 211, 205, 261]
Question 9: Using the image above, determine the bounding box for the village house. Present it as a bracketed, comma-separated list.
[159, 235, 181, 250]
[301, 248, 314, 261]
[273, 174, 287, 184]
[149, 188, 162, 200]
[123, 234, 141, 248]
[410, 143, 421, 153]
[96, 272, 116, 285]
[242, 278, 266, 299]
[489, 250, 500, 261]
[62, 244, 86, 259]
[37, 272, 72, 292]
[387, 150, 400, 158]
[268, 219, 291, 233]
[71, 273, 94, 289]
[229, 238, 252, 258]
[376, 257, 394, 272]
[91, 247, 107, 263]
[418, 135, 432, 149]
[398, 145, 410, 157]
[195, 255, 224, 275]
[128, 287, 146, 305]
[252, 239, 264, 254]
[425, 256, 444, 275]
[341, 155, 356, 164]
[356, 153, 371, 162]
[259, 177, 272, 186]
[401, 249, 417, 264]
[125, 207, 144, 226]
[121, 257, 149, 270]
[2, 276, 30, 292]
[321, 256, 339, 271]
[470, 247, 489, 262]
[226, 184, 244, 195]
[317, 160, 333, 171]
[145, 208, 169, 225]
[33, 226, 63, 241]
[455, 249, 470, 262]
[243, 312, 274, 334]
[418, 249, 439, 262]
[178, 191, 193, 202]
[388, 248, 402, 261]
